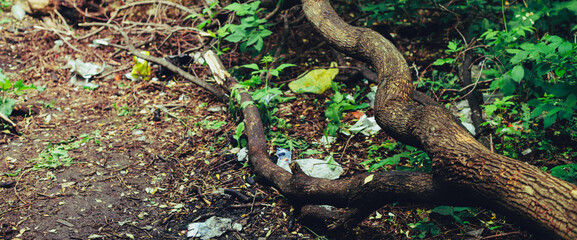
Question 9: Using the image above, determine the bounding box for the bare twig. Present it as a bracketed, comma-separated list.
[0, 111, 16, 126]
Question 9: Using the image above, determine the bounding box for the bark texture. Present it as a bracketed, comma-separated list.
[300, 0, 577, 239]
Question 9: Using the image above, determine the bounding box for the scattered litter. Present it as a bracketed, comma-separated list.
[346, 114, 381, 136]
[64, 59, 104, 89]
[366, 85, 378, 108]
[65, 59, 104, 80]
[187, 216, 242, 239]
[262, 93, 278, 105]
[53, 40, 64, 52]
[276, 148, 292, 172]
[522, 148, 532, 155]
[275, 148, 343, 179]
[207, 106, 226, 112]
[350, 111, 364, 119]
[88, 234, 106, 239]
[289, 62, 339, 94]
[56, 219, 74, 227]
[193, 52, 205, 65]
[11, 4, 26, 20]
[89, 38, 110, 48]
[295, 156, 344, 180]
[450, 100, 476, 135]
[132, 129, 144, 135]
[125, 51, 151, 81]
[317, 135, 336, 147]
[466, 228, 484, 238]
[237, 147, 248, 162]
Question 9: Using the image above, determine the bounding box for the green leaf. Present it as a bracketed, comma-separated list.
[511, 65, 524, 83]
[566, 94, 577, 108]
[241, 63, 260, 71]
[546, 107, 563, 117]
[254, 37, 264, 52]
[0, 98, 16, 117]
[510, 51, 528, 64]
[258, 29, 273, 38]
[276, 63, 297, 72]
[555, 68, 566, 78]
[485, 105, 498, 117]
[558, 41, 573, 55]
[234, 122, 245, 143]
[431, 206, 453, 216]
[543, 114, 557, 128]
[368, 152, 410, 172]
[432, 58, 454, 66]
[245, 34, 260, 47]
[300, 149, 323, 156]
[240, 101, 254, 109]
[224, 32, 246, 43]
[501, 76, 516, 95]
[551, 164, 577, 183]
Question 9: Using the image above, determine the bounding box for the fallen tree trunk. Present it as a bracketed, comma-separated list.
[192, 1, 577, 239]
[299, 0, 577, 239]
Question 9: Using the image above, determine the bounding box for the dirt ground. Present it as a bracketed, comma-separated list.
[0, 2, 536, 240]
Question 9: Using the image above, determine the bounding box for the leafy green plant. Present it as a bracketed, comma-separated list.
[233, 56, 295, 127]
[431, 206, 477, 226]
[113, 103, 132, 116]
[199, 118, 227, 130]
[408, 219, 441, 239]
[234, 122, 246, 148]
[324, 82, 369, 137]
[218, 1, 272, 53]
[422, 0, 577, 161]
[30, 132, 99, 170]
[362, 141, 432, 172]
[186, 1, 219, 30]
[550, 164, 577, 184]
[268, 130, 309, 150]
[1, 0, 11, 10]
[1, 69, 45, 119]
[3, 168, 21, 177]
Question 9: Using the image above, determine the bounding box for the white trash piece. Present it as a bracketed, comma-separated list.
[64, 59, 104, 89]
[11, 4, 26, 20]
[275, 148, 343, 179]
[187, 216, 242, 239]
[348, 114, 381, 136]
[276, 148, 292, 173]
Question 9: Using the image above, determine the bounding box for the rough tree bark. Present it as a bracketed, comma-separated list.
[298, 0, 577, 239]
[203, 1, 577, 239]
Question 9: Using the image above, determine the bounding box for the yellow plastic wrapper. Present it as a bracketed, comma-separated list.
[289, 62, 338, 94]
[127, 51, 151, 81]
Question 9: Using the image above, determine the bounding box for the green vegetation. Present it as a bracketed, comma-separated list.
[198, 117, 227, 130]
[324, 83, 369, 137]
[220, 1, 272, 53]
[0, 0, 11, 10]
[113, 103, 132, 116]
[30, 131, 100, 170]
[361, 140, 432, 172]
[361, 0, 577, 167]
[408, 206, 478, 238]
[205, 0, 577, 236]
[0, 69, 45, 121]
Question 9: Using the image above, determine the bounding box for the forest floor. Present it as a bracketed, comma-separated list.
[0, 2, 537, 240]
